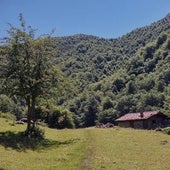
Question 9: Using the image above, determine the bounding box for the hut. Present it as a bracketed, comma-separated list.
[115, 110, 169, 129]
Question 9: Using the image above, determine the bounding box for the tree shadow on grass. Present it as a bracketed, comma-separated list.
[0, 131, 79, 152]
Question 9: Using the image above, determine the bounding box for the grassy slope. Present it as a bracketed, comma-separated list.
[0, 118, 170, 170]
[0, 118, 87, 170]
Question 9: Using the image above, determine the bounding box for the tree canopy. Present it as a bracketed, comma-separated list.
[0, 14, 71, 137]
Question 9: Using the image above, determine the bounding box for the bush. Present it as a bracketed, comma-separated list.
[162, 127, 170, 135]
[48, 106, 75, 129]
[0, 95, 15, 113]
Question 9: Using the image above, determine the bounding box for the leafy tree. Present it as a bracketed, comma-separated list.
[102, 97, 113, 110]
[83, 96, 99, 127]
[127, 56, 144, 75]
[139, 77, 155, 91]
[97, 108, 117, 124]
[112, 78, 125, 93]
[163, 95, 170, 115]
[126, 81, 136, 94]
[0, 14, 60, 137]
[156, 34, 167, 48]
[157, 81, 164, 92]
[145, 59, 156, 73]
[143, 93, 165, 108]
[143, 44, 155, 61]
[0, 94, 15, 113]
[166, 39, 170, 49]
[163, 70, 170, 84]
[48, 106, 75, 129]
[116, 95, 135, 115]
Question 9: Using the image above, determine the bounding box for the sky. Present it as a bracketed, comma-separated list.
[0, 0, 170, 39]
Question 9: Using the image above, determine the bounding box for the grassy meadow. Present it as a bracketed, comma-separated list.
[0, 118, 170, 170]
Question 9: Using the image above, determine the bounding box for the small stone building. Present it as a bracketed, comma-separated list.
[115, 110, 169, 129]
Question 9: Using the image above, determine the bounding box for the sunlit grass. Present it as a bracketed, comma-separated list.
[0, 118, 170, 170]
[90, 127, 170, 170]
[0, 118, 87, 170]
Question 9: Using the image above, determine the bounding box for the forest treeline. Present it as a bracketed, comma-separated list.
[0, 14, 170, 128]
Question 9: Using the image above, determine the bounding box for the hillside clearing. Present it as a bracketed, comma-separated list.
[0, 118, 170, 170]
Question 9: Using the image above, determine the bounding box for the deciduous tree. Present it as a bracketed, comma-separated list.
[0, 14, 60, 137]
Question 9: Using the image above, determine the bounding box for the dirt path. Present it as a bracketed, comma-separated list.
[80, 128, 96, 170]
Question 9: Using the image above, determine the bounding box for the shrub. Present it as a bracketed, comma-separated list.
[0, 95, 15, 113]
[48, 106, 75, 129]
[162, 127, 170, 135]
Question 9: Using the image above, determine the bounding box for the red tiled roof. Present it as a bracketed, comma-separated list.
[115, 110, 164, 122]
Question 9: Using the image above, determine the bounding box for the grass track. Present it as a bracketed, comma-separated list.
[0, 118, 170, 170]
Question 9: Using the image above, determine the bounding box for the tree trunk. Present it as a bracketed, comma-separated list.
[26, 96, 31, 132]
[25, 96, 36, 137]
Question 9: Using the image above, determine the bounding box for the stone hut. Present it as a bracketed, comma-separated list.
[115, 110, 169, 129]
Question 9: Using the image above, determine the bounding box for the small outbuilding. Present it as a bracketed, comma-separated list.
[115, 110, 169, 129]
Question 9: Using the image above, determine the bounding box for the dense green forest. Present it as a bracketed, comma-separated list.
[1, 14, 170, 128]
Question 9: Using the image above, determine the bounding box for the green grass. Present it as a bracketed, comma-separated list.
[0, 118, 170, 170]
[0, 118, 87, 170]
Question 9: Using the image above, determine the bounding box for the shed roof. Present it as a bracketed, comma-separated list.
[115, 110, 166, 122]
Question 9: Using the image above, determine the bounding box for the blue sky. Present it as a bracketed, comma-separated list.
[0, 0, 170, 38]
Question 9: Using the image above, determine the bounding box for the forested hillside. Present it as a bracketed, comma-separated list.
[1, 14, 170, 128]
[54, 13, 170, 92]
[51, 14, 170, 127]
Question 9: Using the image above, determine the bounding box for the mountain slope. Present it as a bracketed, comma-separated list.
[54, 14, 170, 92]
[1, 14, 170, 128]
[51, 14, 170, 127]
[66, 29, 170, 127]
